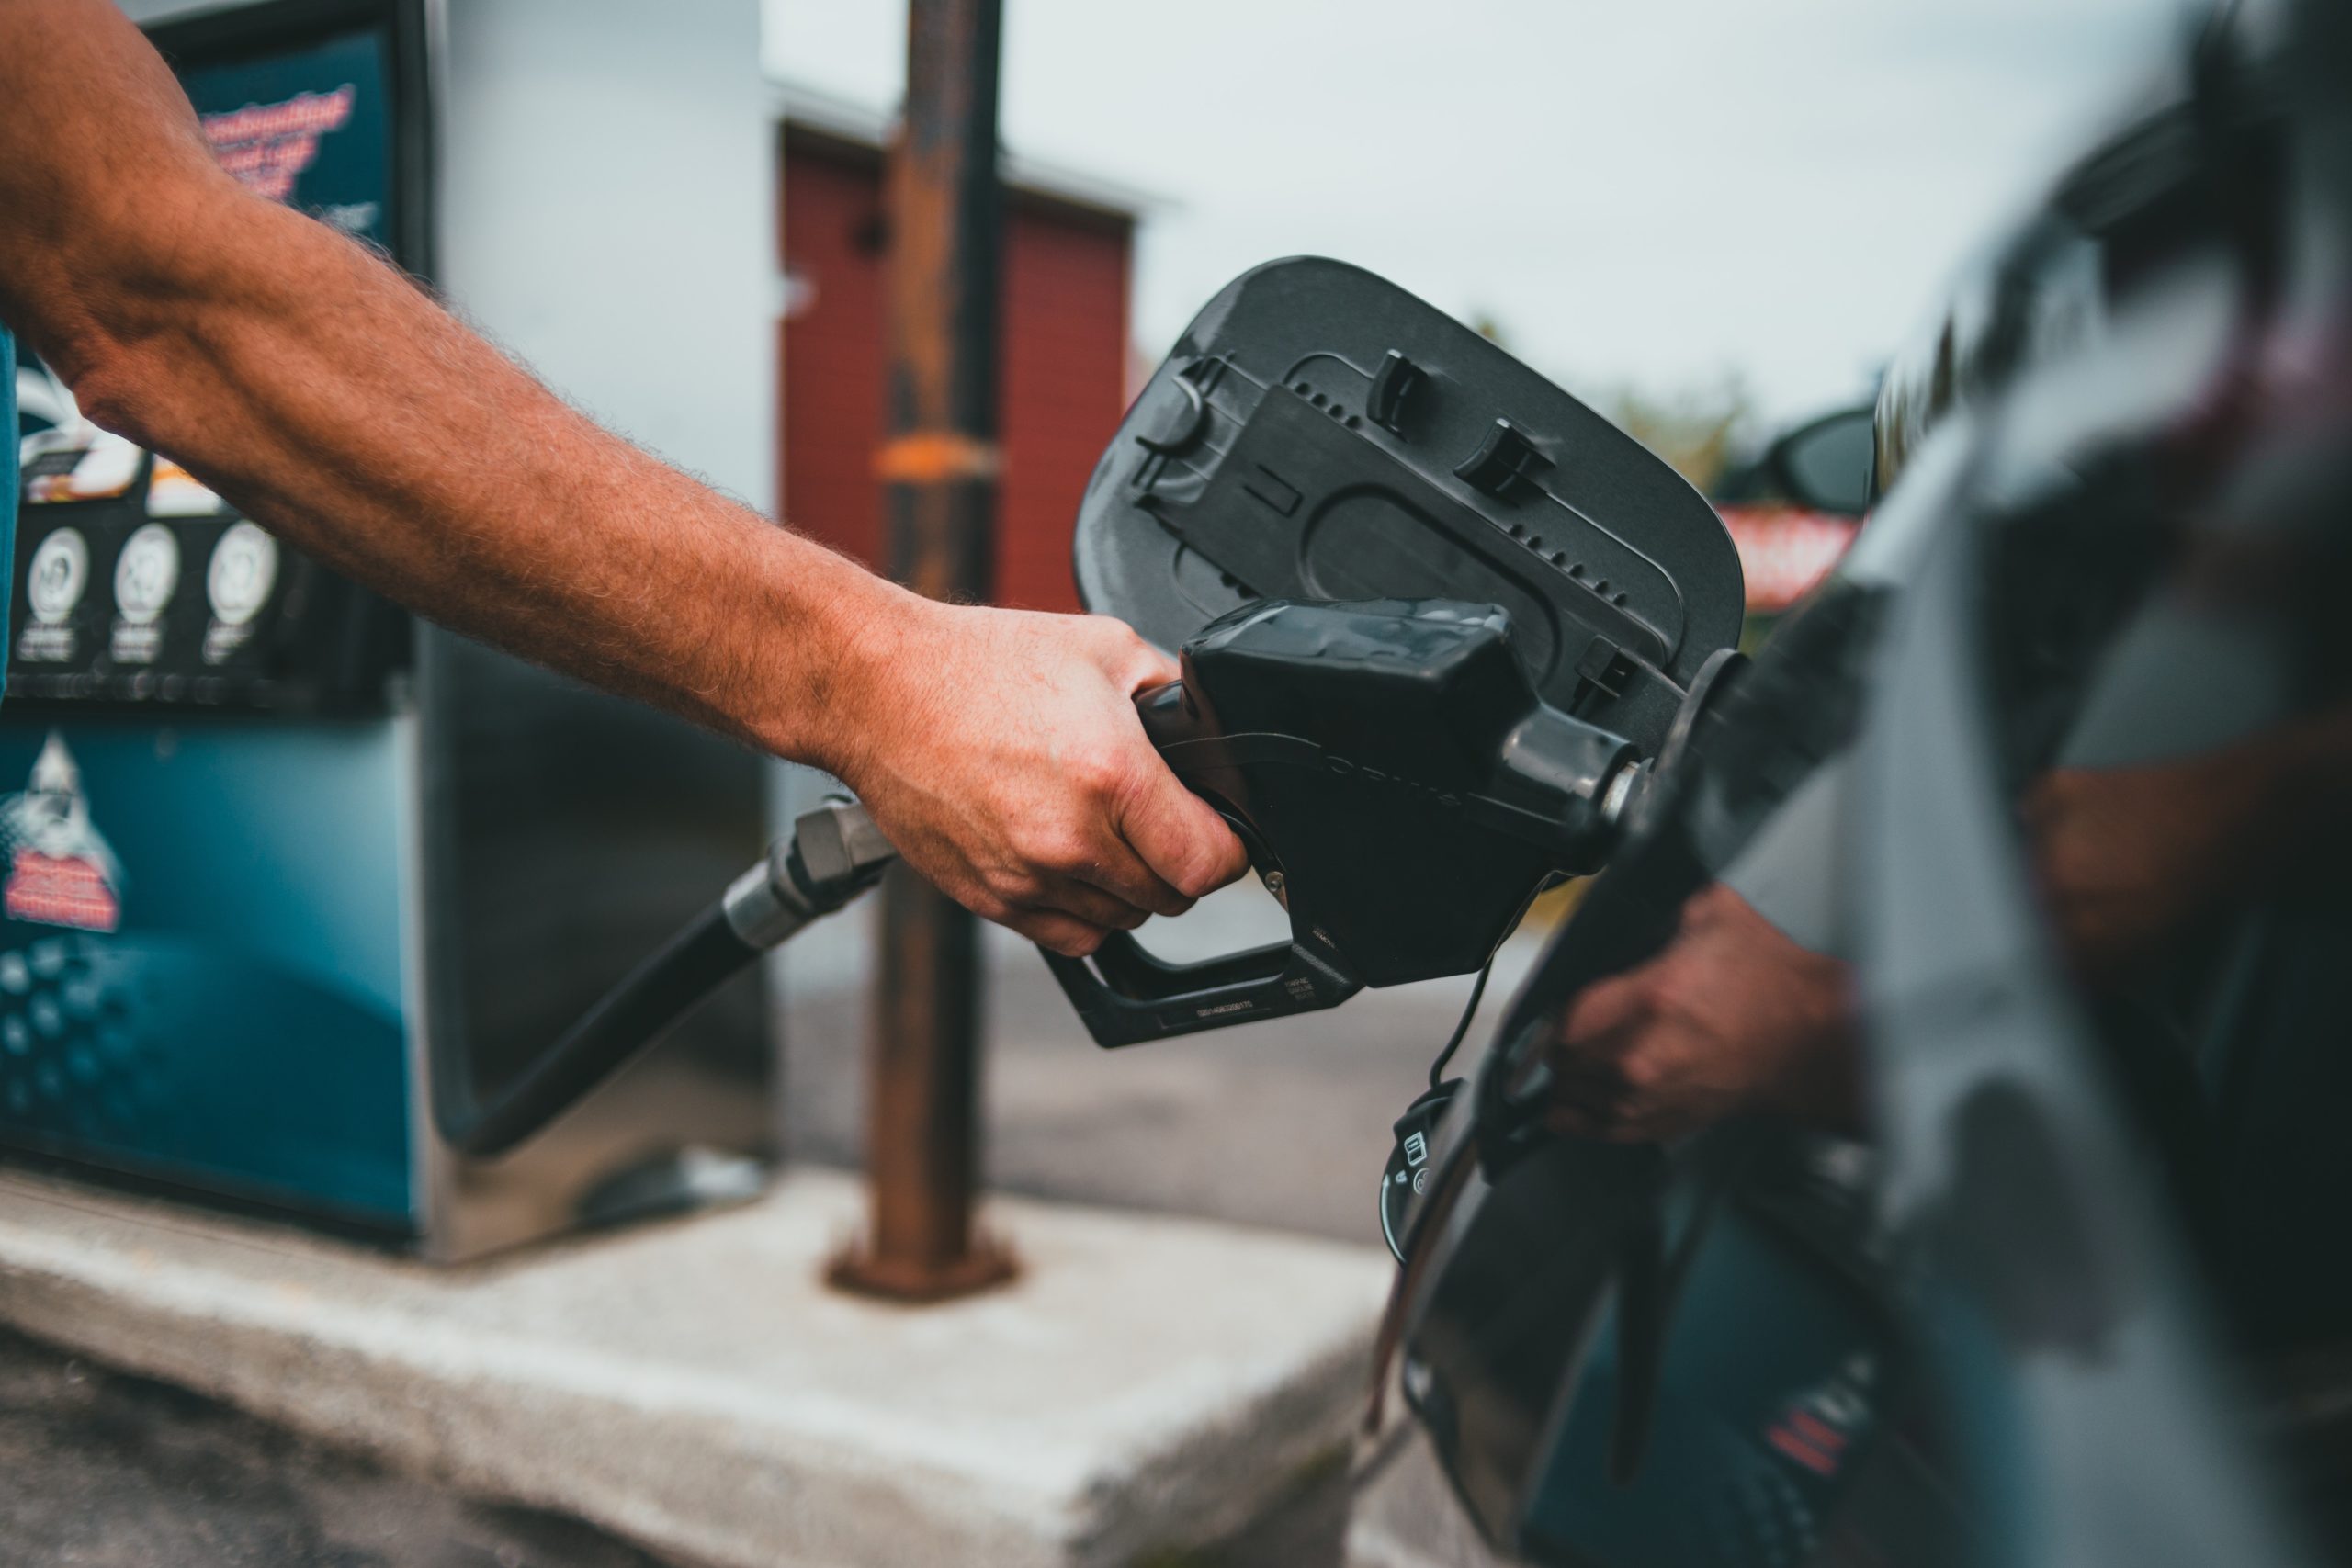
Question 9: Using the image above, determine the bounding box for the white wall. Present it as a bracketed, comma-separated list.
[123, 0, 777, 514]
[435, 0, 773, 512]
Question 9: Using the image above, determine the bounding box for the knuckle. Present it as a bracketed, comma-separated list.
[1043, 830, 1099, 876]
[1623, 976, 1666, 1021]
[1087, 618, 1138, 655]
[990, 866, 1047, 908]
[1014, 822, 1091, 877]
[1069, 745, 1134, 802]
[1094, 617, 1152, 661]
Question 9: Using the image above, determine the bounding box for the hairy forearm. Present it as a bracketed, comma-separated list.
[68, 191, 901, 761]
[0, 0, 905, 767]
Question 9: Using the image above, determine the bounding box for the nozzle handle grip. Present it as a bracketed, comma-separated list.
[1042, 929, 1360, 1048]
[1041, 680, 1364, 1046]
[1132, 677, 1203, 750]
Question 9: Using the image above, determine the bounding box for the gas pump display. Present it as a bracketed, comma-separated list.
[7, 11, 405, 714]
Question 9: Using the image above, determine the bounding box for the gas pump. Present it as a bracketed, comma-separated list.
[0, 0, 780, 1259]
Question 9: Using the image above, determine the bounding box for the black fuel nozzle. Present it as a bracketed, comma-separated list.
[1045, 598, 1652, 1048]
[1485, 706, 1647, 875]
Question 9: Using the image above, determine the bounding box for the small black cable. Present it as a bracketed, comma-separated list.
[1428, 957, 1494, 1089]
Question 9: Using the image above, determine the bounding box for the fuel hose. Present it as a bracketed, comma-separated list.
[432, 800, 897, 1158]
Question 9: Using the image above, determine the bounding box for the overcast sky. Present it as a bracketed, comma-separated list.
[765, 0, 2174, 425]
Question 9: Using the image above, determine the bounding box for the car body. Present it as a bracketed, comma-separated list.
[1390, 4, 2352, 1565]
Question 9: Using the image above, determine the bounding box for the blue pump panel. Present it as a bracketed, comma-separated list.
[0, 3, 773, 1255]
[0, 722, 413, 1227]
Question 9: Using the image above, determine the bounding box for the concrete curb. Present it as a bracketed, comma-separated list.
[0, 1168, 1393, 1567]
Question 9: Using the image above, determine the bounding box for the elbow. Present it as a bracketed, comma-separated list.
[53, 333, 172, 450]
[23, 175, 234, 452]
[13, 275, 178, 451]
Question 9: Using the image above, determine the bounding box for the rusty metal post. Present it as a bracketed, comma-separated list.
[829, 0, 1016, 1302]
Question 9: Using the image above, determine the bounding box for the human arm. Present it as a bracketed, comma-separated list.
[0, 0, 1243, 953]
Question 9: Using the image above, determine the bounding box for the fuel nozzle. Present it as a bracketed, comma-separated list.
[1487, 708, 1647, 876]
[1046, 599, 1666, 1048]
[723, 798, 899, 950]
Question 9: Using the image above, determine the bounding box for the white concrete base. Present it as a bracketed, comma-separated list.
[0, 1167, 1392, 1568]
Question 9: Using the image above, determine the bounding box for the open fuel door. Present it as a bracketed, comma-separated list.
[1074, 257, 1744, 753]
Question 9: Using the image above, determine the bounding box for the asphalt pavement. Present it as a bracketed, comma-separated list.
[0, 1326, 667, 1568]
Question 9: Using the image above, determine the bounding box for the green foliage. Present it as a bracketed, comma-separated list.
[1594, 372, 1759, 493]
[1462, 311, 1758, 493]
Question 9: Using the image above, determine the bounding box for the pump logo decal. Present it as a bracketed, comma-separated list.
[0, 735, 122, 933]
[200, 85, 356, 205]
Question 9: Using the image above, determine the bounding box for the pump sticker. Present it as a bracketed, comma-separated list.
[201, 85, 356, 205]
[203, 522, 279, 662]
[0, 734, 122, 934]
[109, 523, 181, 665]
[17, 528, 88, 664]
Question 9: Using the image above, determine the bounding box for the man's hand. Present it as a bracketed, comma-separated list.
[1547, 883, 1859, 1143]
[822, 598, 1247, 956]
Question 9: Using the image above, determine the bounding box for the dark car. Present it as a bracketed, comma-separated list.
[1380, 4, 2352, 1566]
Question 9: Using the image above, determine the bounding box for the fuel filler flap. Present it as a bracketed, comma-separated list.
[1071, 257, 1745, 753]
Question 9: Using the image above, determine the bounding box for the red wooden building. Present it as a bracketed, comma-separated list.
[778, 97, 1145, 615]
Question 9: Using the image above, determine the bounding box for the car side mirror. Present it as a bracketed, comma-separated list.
[1765, 407, 1875, 517]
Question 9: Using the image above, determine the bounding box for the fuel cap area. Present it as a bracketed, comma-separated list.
[1380, 1079, 1462, 1262]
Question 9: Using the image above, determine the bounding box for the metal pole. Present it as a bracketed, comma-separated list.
[829, 0, 1015, 1303]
